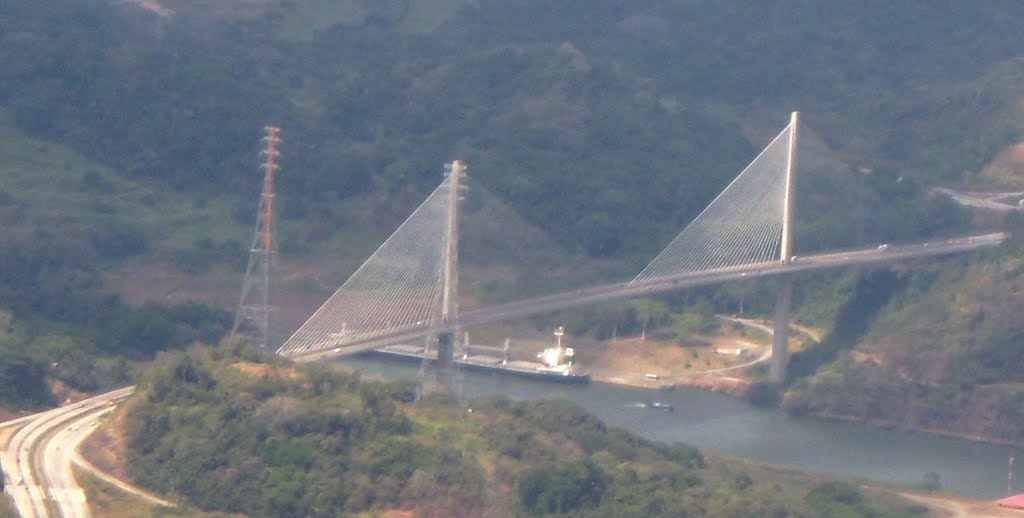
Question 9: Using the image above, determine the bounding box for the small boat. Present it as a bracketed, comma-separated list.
[648, 401, 674, 411]
[628, 401, 674, 411]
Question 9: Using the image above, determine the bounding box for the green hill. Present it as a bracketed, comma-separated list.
[0, 0, 1022, 444]
[783, 222, 1024, 444]
[121, 343, 929, 517]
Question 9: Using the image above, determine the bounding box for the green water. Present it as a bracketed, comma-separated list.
[340, 355, 1020, 499]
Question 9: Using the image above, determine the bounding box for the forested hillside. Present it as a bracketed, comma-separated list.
[121, 343, 928, 517]
[0, 0, 1022, 443]
[3, 1, 1021, 258]
[783, 220, 1024, 444]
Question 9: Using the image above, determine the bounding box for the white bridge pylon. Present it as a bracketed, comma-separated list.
[277, 162, 466, 357]
[278, 118, 801, 358]
[276, 112, 1007, 364]
[632, 117, 796, 284]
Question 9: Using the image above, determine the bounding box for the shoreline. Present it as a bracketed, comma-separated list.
[589, 366, 1024, 448]
[810, 410, 1024, 448]
[590, 369, 753, 395]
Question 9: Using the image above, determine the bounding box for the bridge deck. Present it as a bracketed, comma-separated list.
[284, 232, 1007, 362]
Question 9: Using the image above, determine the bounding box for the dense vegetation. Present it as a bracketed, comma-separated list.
[0, 0, 1021, 445]
[2, 1, 1017, 259]
[0, 234, 231, 407]
[782, 216, 1024, 443]
[123, 343, 928, 517]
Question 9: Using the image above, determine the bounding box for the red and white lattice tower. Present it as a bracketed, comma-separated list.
[232, 126, 281, 347]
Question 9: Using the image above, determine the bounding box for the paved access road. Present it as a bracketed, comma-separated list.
[1, 387, 134, 518]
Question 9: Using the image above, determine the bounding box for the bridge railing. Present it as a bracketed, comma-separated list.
[283, 232, 1008, 361]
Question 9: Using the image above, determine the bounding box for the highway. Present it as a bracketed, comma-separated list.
[42, 406, 110, 518]
[1, 387, 134, 518]
[0, 235, 1003, 516]
[287, 232, 1007, 362]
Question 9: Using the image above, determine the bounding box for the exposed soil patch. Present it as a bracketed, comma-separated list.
[0, 426, 16, 448]
[50, 378, 90, 406]
[80, 397, 136, 480]
[231, 361, 274, 378]
[672, 374, 751, 394]
[897, 490, 1023, 518]
[588, 332, 766, 378]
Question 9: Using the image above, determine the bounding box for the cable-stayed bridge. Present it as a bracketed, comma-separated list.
[277, 113, 1008, 382]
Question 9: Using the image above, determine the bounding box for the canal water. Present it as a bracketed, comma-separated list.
[338, 356, 1020, 499]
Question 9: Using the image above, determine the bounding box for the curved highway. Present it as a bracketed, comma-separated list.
[42, 401, 129, 518]
[288, 232, 1007, 362]
[1, 387, 134, 518]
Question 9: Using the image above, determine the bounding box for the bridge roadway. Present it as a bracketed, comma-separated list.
[288, 232, 1007, 363]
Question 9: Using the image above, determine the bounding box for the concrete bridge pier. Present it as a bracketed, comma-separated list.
[436, 331, 456, 389]
[770, 111, 798, 385]
[770, 275, 793, 383]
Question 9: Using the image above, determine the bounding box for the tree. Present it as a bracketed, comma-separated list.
[519, 460, 608, 514]
[630, 299, 670, 341]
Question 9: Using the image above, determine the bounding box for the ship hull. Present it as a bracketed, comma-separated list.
[363, 345, 591, 384]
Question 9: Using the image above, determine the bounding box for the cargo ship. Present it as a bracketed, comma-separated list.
[368, 326, 590, 384]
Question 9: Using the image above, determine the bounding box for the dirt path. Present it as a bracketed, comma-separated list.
[72, 454, 175, 508]
[718, 315, 822, 343]
[898, 491, 1021, 518]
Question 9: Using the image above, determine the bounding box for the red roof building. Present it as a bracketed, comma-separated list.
[997, 493, 1024, 510]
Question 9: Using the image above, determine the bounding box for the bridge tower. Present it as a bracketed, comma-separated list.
[771, 112, 798, 383]
[432, 160, 466, 392]
[232, 126, 281, 347]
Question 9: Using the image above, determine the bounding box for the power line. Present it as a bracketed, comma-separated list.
[232, 126, 282, 348]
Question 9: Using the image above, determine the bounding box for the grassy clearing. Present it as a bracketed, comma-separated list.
[74, 466, 241, 518]
[0, 109, 249, 260]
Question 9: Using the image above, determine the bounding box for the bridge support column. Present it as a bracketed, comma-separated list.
[436, 331, 455, 390]
[770, 275, 792, 384]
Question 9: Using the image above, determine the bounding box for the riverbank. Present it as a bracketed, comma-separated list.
[579, 315, 823, 395]
[585, 352, 1024, 452]
[589, 366, 1024, 451]
[339, 354, 1022, 498]
[590, 369, 753, 395]
[578, 324, 1024, 448]
[896, 490, 1022, 518]
[399, 322, 1022, 449]
[581, 330, 771, 395]
[811, 410, 1024, 448]
[591, 366, 1024, 448]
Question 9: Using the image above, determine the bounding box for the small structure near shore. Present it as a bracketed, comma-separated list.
[714, 347, 749, 356]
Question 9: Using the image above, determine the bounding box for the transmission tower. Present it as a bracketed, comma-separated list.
[232, 126, 281, 347]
